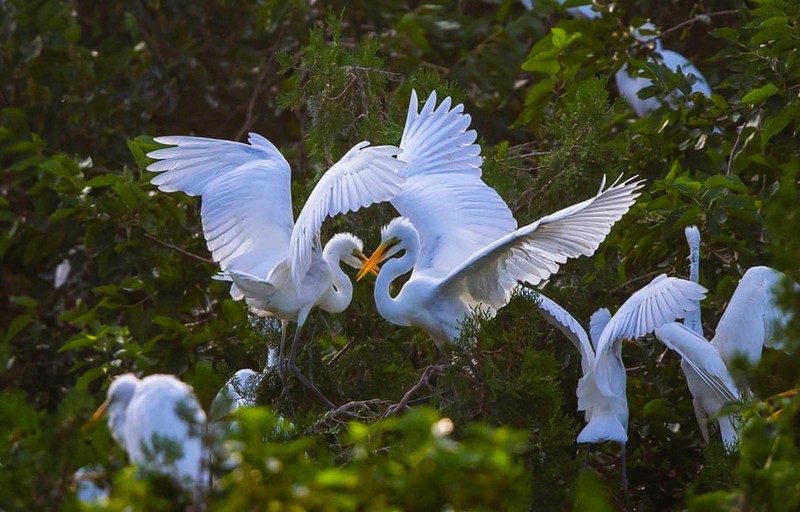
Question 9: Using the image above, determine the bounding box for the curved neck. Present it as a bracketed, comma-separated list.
[685, 238, 703, 335]
[374, 239, 420, 327]
[320, 252, 353, 314]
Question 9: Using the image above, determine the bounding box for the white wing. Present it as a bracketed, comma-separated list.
[712, 266, 789, 364]
[288, 142, 405, 285]
[655, 323, 740, 404]
[437, 176, 644, 311]
[531, 292, 593, 373]
[389, 90, 517, 278]
[148, 133, 293, 278]
[593, 275, 707, 396]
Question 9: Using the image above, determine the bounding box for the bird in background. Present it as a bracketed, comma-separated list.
[654, 226, 791, 447]
[615, 22, 712, 117]
[147, 131, 405, 410]
[528, 274, 706, 491]
[520, 0, 601, 20]
[88, 373, 209, 503]
[358, 148, 643, 352]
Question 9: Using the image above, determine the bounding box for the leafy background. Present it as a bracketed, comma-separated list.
[1, 0, 799, 510]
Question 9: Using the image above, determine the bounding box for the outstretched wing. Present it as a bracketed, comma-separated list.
[656, 322, 740, 404]
[389, 90, 517, 278]
[713, 266, 790, 364]
[289, 142, 405, 285]
[593, 275, 707, 396]
[148, 133, 293, 279]
[436, 176, 644, 311]
[527, 290, 593, 373]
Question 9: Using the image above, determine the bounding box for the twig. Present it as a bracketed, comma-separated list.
[726, 124, 744, 176]
[144, 233, 214, 265]
[610, 270, 662, 293]
[235, 58, 273, 141]
[660, 10, 740, 38]
[382, 364, 448, 418]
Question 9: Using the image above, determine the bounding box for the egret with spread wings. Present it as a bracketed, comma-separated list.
[528, 275, 705, 490]
[357, 94, 644, 349]
[147, 134, 405, 409]
[654, 227, 789, 447]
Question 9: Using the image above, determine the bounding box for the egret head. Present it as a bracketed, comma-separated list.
[326, 232, 379, 276]
[357, 218, 416, 281]
[88, 373, 140, 446]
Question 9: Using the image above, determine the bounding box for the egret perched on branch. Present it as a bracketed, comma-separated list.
[529, 275, 705, 489]
[88, 374, 209, 501]
[147, 133, 405, 408]
[615, 23, 712, 117]
[654, 228, 789, 446]
[357, 92, 644, 349]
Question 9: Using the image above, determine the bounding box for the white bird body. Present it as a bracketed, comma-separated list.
[100, 374, 208, 494]
[655, 233, 789, 446]
[226, 233, 366, 325]
[532, 275, 706, 445]
[615, 24, 711, 117]
[592, 274, 708, 399]
[361, 171, 644, 350]
[148, 132, 406, 407]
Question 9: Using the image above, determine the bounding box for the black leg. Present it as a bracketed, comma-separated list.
[275, 321, 296, 422]
[583, 445, 591, 469]
[620, 443, 629, 497]
[288, 324, 335, 410]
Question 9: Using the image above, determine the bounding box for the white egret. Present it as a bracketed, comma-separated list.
[89, 373, 209, 501]
[147, 133, 406, 408]
[520, 0, 601, 20]
[530, 275, 705, 489]
[358, 171, 643, 350]
[615, 23, 712, 117]
[653, 228, 789, 446]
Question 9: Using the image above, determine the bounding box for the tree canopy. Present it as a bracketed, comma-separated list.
[1, 0, 799, 510]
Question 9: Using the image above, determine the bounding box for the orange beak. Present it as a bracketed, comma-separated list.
[82, 400, 108, 432]
[357, 241, 394, 281]
[356, 253, 380, 278]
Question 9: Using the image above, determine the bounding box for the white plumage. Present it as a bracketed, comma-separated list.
[358, 93, 644, 349]
[615, 23, 712, 117]
[520, 0, 601, 20]
[95, 374, 208, 497]
[654, 227, 790, 447]
[148, 132, 406, 408]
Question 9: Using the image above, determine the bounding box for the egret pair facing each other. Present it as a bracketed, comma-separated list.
[149, 90, 643, 411]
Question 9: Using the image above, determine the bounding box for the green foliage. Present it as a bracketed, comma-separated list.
[1, 0, 799, 510]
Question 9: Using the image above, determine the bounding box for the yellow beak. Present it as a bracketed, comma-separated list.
[82, 400, 108, 432]
[357, 241, 394, 281]
[356, 253, 380, 278]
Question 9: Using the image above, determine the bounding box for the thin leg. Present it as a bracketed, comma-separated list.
[275, 321, 296, 422]
[583, 445, 591, 469]
[620, 443, 629, 496]
[288, 324, 335, 410]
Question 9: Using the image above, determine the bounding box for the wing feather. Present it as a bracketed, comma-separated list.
[527, 290, 594, 373]
[288, 142, 406, 285]
[712, 266, 790, 364]
[389, 90, 517, 278]
[436, 176, 644, 311]
[148, 133, 293, 278]
[593, 275, 707, 396]
[656, 322, 740, 403]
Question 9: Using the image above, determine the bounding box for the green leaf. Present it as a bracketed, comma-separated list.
[5, 315, 33, 342]
[522, 59, 560, 74]
[741, 84, 779, 104]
